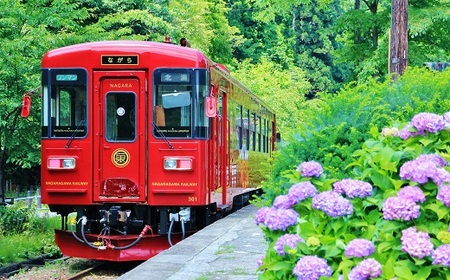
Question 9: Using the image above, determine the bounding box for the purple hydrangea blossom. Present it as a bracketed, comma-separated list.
[288, 181, 318, 204]
[312, 191, 353, 217]
[348, 258, 382, 280]
[263, 207, 299, 231]
[411, 112, 445, 134]
[273, 194, 293, 209]
[296, 161, 323, 178]
[382, 196, 420, 221]
[444, 111, 450, 127]
[398, 124, 417, 140]
[345, 239, 375, 258]
[274, 234, 305, 256]
[399, 158, 439, 184]
[397, 186, 426, 203]
[437, 186, 450, 206]
[254, 207, 271, 224]
[292, 255, 332, 280]
[416, 154, 448, 167]
[256, 256, 264, 267]
[433, 168, 450, 187]
[333, 179, 373, 198]
[401, 227, 434, 259]
[432, 244, 450, 267]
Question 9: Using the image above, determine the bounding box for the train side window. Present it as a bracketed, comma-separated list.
[42, 69, 87, 138]
[153, 68, 209, 139]
[49, 85, 87, 137]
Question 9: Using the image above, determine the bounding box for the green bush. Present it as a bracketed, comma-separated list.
[0, 203, 31, 235]
[265, 68, 450, 203]
[0, 204, 62, 265]
[256, 111, 450, 279]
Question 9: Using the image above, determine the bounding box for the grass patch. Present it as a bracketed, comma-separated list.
[0, 212, 61, 266]
[215, 244, 235, 255]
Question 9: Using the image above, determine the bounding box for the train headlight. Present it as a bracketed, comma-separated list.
[47, 157, 77, 170]
[62, 158, 76, 169]
[164, 159, 177, 169]
[163, 157, 193, 170]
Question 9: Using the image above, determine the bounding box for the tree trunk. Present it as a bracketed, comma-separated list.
[389, 0, 408, 81]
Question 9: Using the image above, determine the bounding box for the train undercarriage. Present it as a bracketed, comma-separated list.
[50, 188, 262, 261]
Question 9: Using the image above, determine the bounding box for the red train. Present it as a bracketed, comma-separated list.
[31, 38, 276, 261]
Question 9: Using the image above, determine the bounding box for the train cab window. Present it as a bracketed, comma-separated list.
[105, 92, 136, 142]
[153, 69, 209, 138]
[42, 69, 87, 138]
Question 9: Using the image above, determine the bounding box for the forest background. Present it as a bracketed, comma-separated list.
[0, 0, 449, 200]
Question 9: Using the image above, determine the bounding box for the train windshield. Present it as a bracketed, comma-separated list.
[41, 69, 87, 138]
[153, 69, 209, 139]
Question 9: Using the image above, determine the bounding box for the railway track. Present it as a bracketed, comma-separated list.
[1, 257, 141, 279]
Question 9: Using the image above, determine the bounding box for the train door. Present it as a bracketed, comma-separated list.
[93, 71, 146, 202]
[211, 90, 229, 206]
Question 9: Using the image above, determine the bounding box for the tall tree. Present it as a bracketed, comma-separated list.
[169, 0, 240, 64]
[0, 0, 91, 202]
[335, 0, 449, 82]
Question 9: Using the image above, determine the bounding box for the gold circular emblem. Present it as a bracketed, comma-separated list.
[111, 148, 130, 168]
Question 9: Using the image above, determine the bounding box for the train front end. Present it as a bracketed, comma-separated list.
[39, 41, 223, 261]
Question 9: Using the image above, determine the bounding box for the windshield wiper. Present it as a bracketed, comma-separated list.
[152, 121, 174, 149]
[65, 120, 86, 148]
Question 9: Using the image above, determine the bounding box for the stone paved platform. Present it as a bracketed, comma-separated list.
[119, 204, 267, 280]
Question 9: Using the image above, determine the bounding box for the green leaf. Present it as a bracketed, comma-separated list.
[370, 170, 394, 191]
[382, 257, 396, 279]
[394, 265, 413, 279]
[412, 266, 431, 280]
[425, 203, 450, 220]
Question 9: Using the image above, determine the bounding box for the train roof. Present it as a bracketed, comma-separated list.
[42, 40, 209, 68]
[41, 40, 275, 116]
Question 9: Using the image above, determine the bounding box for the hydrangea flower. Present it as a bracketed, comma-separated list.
[411, 112, 445, 134]
[399, 158, 439, 184]
[312, 191, 353, 217]
[432, 244, 450, 267]
[398, 124, 417, 140]
[381, 127, 399, 137]
[416, 154, 448, 167]
[292, 255, 332, 280]
[345, 239, 375, 258]
[296, 161, 323, 178]
[273, 194, 293, 209]
[401, 227, 434, 259]
[256, 256, 264, 267]
[348, 258, 382, 280]
[397, 186, 426, 203]
[254, 207, 271, 224]
[274, 234, 304, 256]
[433, 168, 450, 187]
[437, 186, 450, 206]
[382, 196, 420, 221]
[444, 111, 450, 127]
[288, 181, 318, 204]
[333, 179, 373, 198]
[262, 207, 299, 231]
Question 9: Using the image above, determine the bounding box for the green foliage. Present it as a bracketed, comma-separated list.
[249, 151, 273, 187]
[0, 205, 62, 265]
[232, 58, 311, 135]
[0, 203, 32, 235]
[267, 68, 450, 202]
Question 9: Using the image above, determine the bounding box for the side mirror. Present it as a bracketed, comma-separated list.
[205, 96, 217, 117]
[21, 95, 31, 118]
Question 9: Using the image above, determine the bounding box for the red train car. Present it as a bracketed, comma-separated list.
[37, 39, 276, 261]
